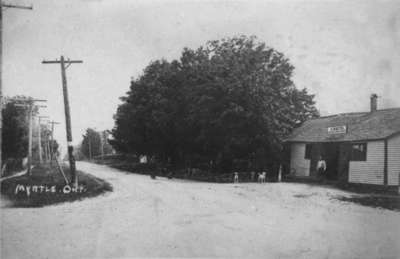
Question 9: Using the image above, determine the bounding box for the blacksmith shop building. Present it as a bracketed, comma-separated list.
[285, 94, 400, 186]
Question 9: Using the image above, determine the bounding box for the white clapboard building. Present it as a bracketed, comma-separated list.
[285, 94, 400, 187]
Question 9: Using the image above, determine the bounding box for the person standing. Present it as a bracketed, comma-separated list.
[233, 172, 239, 183]
[316, 156, 327, 181]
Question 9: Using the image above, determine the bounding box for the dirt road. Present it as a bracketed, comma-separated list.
[1, 162, 399, 258]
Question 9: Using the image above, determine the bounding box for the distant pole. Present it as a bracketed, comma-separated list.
[0, 2, 33, 176]
[43, 136, 48, 162]
[42, 56, 82, 186]
[28, 104, 46, 173]
[37, 117, 42, 163]
[46, 138, 51, 162]
[38, 116, 49, 164]
[27, 104, 33, 173]
[50, 121, 54, 163]
[48, 120, 59, 165]
[100, 131, 104, 159]
[88, 135, 92, 160]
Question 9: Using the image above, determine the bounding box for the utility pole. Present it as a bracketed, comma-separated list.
[15, 99, 46, 175]
[45, 132, 51, 162]
[43, 133, 48, 162]
[42, 56, 82, 186]
[88, 135, 92, 161]
[38, 116, 49, 164]
[45, 137, 49, 162]
[100, 131, 105, 160]
[0, 1, 33, 176]
[48, 120, 59, 165]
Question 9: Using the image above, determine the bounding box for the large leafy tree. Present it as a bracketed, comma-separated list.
[112, 35, 319, 172]
[2, 97, 30, 161]
[2, 96, 60, 169]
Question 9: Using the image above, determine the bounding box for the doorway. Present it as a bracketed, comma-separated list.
[322, 143, 340, 180]
[309, 143, 340, 180]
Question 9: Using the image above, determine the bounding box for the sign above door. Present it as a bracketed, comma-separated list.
[327, 125, 347, 134]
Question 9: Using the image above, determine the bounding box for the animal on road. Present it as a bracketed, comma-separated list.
[258, 172, 266, 183]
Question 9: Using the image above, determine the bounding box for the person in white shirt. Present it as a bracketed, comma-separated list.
[316, 156, 327, 180]
[233, 172, 239, 183]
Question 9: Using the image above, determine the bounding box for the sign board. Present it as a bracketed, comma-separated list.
[327, 125, 347, 134]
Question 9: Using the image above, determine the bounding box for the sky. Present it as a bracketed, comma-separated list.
[4, 0, 400, 153]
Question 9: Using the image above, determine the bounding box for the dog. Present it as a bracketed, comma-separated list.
[234, 172, 239, 183]
[258, 172, 266, 183]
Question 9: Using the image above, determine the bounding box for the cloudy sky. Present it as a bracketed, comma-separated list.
[4, 0, 400, 151]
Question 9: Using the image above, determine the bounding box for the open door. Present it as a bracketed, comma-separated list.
[322, 143, 340, 180]
[338, 143, 352, 183]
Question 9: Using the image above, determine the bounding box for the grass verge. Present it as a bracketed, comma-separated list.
[335, 195, 400, 212]
[92, 156, 265, 183]
[0, 163, 112, 208]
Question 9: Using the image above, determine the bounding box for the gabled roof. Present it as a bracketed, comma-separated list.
[285, 108, 400, 143]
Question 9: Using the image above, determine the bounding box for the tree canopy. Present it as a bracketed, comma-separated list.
[111, 35, 319, 173]
[80, 128, 113, 159]
[2, 97, 30, 161]
[2, 96, 59, 170]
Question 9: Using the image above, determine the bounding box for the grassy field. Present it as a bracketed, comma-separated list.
[0, 163, 112, 207]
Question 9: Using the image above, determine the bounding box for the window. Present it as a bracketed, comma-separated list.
[351, 143, 367, 161]
[305, 144, 312, 159]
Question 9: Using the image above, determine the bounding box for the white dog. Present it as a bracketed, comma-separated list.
[234, 172, 239, 183]
[258, 172, 266, 183]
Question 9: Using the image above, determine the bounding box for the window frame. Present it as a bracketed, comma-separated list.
[350, 142, 367, 161]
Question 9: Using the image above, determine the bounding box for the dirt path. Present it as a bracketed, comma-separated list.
[1, 162, 399, 258]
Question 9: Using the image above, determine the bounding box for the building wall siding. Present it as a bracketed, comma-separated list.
[349, 141, 384, 185]
[388, 134, 400, 186]
[290, 143, 310, 177]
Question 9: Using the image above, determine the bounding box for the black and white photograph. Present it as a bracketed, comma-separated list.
[1, 0, 399, 258]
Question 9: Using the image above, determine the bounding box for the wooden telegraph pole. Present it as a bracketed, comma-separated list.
[88, 136, 92, 161]
[44, 125, 52, 163]
[100, 131, 105, 160]
[38, 116, 49, 164]
[48, 120, 59, 164]
[0, 1, 32, 176]
[42, 56, 82, 186]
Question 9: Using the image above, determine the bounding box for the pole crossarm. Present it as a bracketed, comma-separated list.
[42, 60, 83, 64]
[13, 98, 47, 104]
[13, 100, 46, 109]
[1, 3, 33, 10]
[42, 59, 82, 70]
[14, 103, 29, 107]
